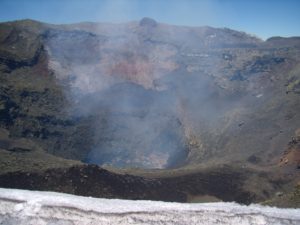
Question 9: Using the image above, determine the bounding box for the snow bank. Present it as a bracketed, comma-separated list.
[0, 188, 299, 225]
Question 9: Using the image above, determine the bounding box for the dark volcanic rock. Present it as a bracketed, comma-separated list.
[139, 17, 158, 27]
[0, 164, 258, 204]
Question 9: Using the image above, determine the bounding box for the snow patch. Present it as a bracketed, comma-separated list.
[0, 188, 299, 225]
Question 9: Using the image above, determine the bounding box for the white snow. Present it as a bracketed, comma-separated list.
[0, 188, 299, 225]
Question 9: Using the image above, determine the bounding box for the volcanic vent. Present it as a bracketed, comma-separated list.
[45, 19, 191, 169]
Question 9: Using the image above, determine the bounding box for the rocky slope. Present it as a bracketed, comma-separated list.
[0, 18, 299, 206]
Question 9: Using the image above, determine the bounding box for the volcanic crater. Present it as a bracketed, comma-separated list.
[0, 18, 300, 206]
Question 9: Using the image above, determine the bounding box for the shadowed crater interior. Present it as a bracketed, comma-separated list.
[80, 82, 189, 169]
